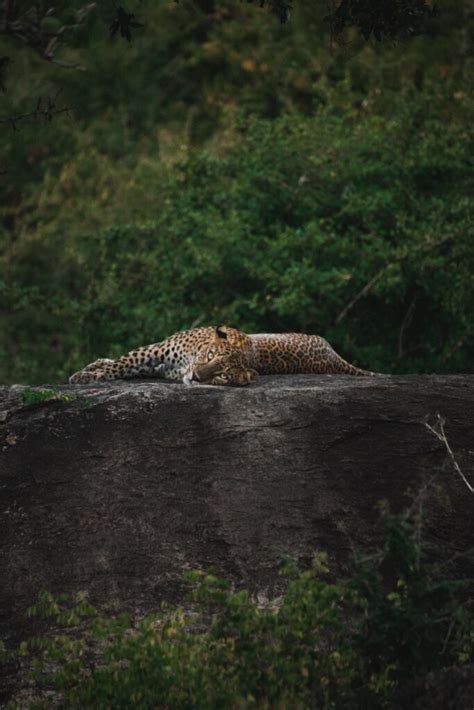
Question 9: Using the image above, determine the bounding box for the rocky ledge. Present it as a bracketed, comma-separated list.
[1, 375, 474, 702]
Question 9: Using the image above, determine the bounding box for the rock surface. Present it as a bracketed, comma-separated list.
[1, 375, 474, 702]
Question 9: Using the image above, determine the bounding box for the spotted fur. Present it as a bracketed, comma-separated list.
[69, 325, 378, 386]
[68, 326, 250, 384]
[192, 332, 377, 385]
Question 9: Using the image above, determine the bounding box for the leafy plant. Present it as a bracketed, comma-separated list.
[20, 387, 74, 404]
[21, 387, 56, 404]
[0, 1, 472, 385]
[8, 500, 473, 708]
[2, 88, 472, 384]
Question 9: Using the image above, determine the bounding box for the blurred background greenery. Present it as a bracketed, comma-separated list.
[0, 0, 472, 384]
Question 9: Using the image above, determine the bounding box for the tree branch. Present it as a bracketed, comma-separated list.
[0, 95, 73, 130]
[442, 332, 472, 363]
[335, 234, 456, 325]
[0, 3, 95, 69]
[397, 291, 417, 360]
[335, 265, 386, 325]
[425, 414, 474, 494]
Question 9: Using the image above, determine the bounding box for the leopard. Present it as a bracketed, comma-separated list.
[69, 325, 378, 386]
[68, 326, 253, 385]
[193, 331, 378, 385]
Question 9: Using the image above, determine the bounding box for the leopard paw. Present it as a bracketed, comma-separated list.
[82, 358, 115, 372]
[69, 369, 108, 384]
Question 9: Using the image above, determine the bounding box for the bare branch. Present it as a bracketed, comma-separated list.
[0, 94, 74, 130]
[335, 265, 386, 325]
[425, 414, 474, 494]
[335, 234, 456, 325]
[47, 58, 86, 70]
[0, 3, 96, 69]
[397, 291, 417, 360]
[442, 332, 472, 363]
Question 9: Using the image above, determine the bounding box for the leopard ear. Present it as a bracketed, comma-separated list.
[215, 325, 228, 340]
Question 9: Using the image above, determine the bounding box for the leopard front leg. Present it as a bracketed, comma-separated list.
[69, 352, 146, 383]
[69, 364, 117, 384]
[68, 342, 179, 384]
[81, 358, 116, 372]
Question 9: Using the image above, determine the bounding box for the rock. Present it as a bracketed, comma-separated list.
[1, 375, 474, 703]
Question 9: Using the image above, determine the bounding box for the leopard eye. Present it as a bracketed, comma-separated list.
[207, 350, 215, 361]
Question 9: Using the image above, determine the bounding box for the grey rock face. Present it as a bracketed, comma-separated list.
[1, 375, 474, 703]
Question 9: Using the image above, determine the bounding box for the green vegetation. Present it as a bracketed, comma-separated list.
[0, 1, 472, 383]
[8, 503, 474, 708]
[20, 387, 59, 404]
[20, 387, 74, 404]
[2, 8, 472, 704]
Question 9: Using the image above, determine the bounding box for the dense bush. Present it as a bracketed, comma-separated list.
[1, 89, 473, 383]
[0, 1, 472, 384]
[7, 502, 474, 708]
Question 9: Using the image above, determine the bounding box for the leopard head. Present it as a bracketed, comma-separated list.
[192, 325, 258, 387]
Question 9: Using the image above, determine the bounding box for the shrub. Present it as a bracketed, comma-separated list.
[8, 500, 474, 708]
[1, 91, 473, 383]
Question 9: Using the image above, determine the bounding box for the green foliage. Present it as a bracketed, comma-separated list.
[9, 503, 474, 708]
[20, 387, 57, 404]
[20, 387, 73, 404]
[0, 0, 472, 384]
[1, 88, 473, 383]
